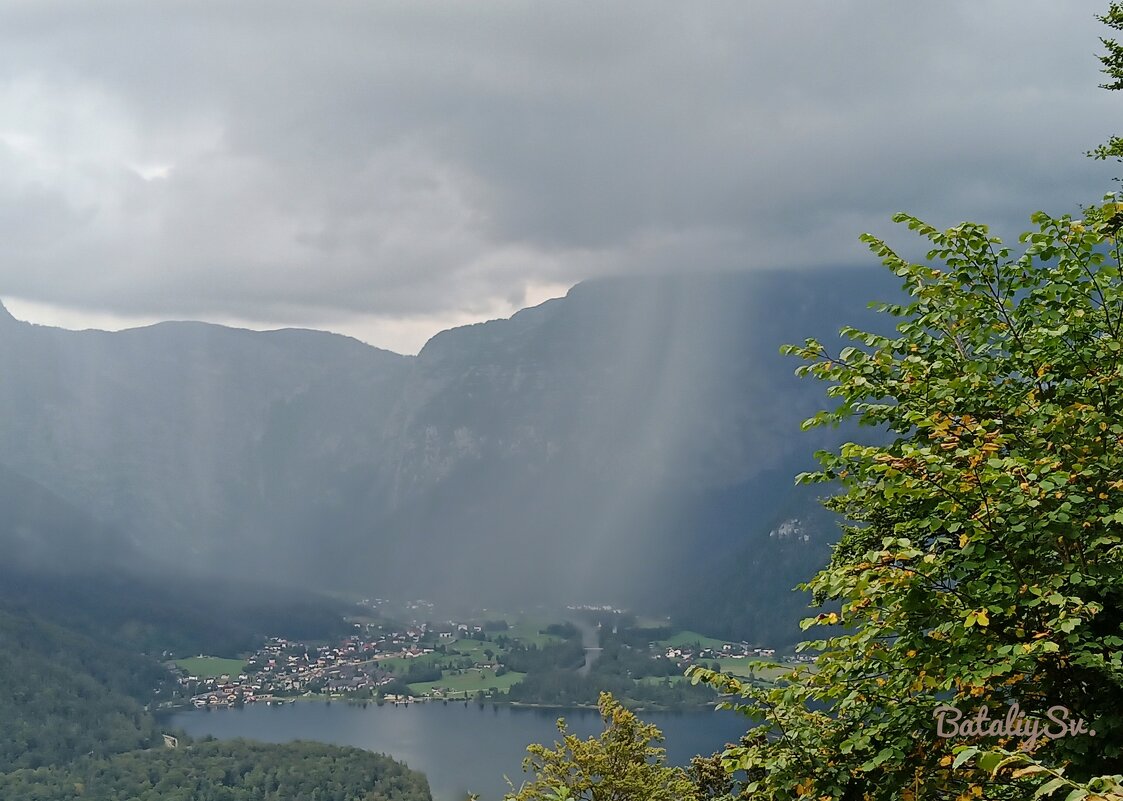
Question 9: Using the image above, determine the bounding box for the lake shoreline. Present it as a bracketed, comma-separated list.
[159, 693, 719, 714]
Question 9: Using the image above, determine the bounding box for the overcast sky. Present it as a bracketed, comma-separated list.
[0, 1, 1117, 353]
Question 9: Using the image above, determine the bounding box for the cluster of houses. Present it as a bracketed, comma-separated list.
[172, 612, 805, 709]
[660, 642, 778, 664]
[184, 676, 261, 708]
[176, 633, 413, 707]
[175, 620, 497, 708]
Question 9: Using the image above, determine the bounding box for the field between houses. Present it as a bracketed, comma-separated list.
[713, 657, 790, 680]
[654, 630, 731, 651]
[174, 656, 248, 679]
[500, 621, 566, 648]
[408, 669, 526, 698]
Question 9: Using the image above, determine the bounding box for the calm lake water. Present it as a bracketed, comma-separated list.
[169, 701, 749, 801]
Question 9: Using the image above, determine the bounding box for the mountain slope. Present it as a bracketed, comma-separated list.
[0, 606, 432, 800]
[0, 268, 899, 641]
[0, 463, 135, 574]
[0, 609, 166, 772]
[352, 270, 895, 618]
[0, 314, 410, 577]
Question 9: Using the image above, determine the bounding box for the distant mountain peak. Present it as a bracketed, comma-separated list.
[0, 300, 17, 325]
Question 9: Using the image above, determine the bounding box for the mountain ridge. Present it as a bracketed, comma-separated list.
[0, 300, 19, 326]
[0, 269, 900, 642]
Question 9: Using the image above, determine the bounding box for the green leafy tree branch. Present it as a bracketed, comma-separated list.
[692, 201, 1123, 799]
[686, 7, 1123, 797]
[503, 692, 703, 801]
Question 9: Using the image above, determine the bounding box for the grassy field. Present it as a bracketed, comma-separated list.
[409, 669, 526, 699]
[711, 657, 757, 677]
[447, 638, 494, 658]
[709, 657, 808, 683]
[713, 657, 785, 679]
[502, 620, 566, 648]
[374, 652, 448, 674]
[174, 656, 248, 679]
[655, 630, 731, 651]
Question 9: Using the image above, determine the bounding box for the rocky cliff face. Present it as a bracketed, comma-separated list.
[0, 268, 898, 640]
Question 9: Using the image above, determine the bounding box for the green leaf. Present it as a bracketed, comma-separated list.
[1036, 777, 1068, 798]
[978, 751, 1002, 774]
[952, 746, 979, 770]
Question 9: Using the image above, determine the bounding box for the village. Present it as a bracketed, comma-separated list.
[175, 622, 461, 708]
[171, 615, 797, 710]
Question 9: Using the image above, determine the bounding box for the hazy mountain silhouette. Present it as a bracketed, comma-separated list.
[0, 463, 135, 574]
[0, 269, 899, 642]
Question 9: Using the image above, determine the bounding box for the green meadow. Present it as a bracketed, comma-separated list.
[174, 656, 248, 679]
[408, 669, 526, 698]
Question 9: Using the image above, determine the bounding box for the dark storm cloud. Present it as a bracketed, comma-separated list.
[0, 1, 1115, 335]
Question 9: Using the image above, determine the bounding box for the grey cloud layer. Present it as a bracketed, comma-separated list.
[0, 1, 1115, 325]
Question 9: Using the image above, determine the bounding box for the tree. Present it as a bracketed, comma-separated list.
[683, 8, 1123, 797]
[688, 753, 734, 800]
[1091, 3, 1123, 160]
[692, 202, 1123, 799]
[504, 692, 701, 801]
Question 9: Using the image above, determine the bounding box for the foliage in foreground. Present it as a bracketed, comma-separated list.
[690, 202, 1123, 798]
[503, 692, 713, 801]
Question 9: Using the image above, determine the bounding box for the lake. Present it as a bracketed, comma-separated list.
[169, 701, 750, 801]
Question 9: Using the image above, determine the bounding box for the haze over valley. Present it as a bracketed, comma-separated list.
[0, 268, 895, 644]
[4, 2, 1120, 799]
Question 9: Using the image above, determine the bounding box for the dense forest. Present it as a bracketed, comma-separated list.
[0, 590, 431, 800]
[0, 740, 432, 801]
[0, 610, 165, 771]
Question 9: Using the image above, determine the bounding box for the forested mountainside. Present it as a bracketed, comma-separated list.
[0, 609, 166, 772]
[0, 560, 352, 659]
[0, 741, 433, 801]
[0, 269, 898, 642]
[0, 606, 432, 800]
